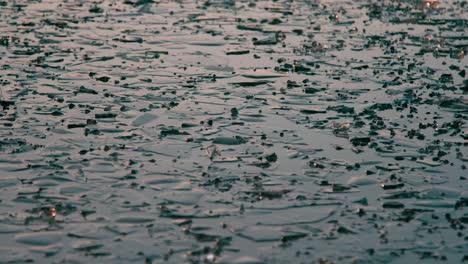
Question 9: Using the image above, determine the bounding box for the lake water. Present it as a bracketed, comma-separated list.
[0, 0, 467, 263]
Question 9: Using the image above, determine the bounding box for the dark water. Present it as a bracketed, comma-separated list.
[0, 0, 467, 263]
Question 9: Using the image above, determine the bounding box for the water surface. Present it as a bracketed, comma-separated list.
[0, 0, 467, 263]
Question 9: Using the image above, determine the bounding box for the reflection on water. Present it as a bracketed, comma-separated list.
[0, 0, 467, 263]
[417, 0, 441, 10]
